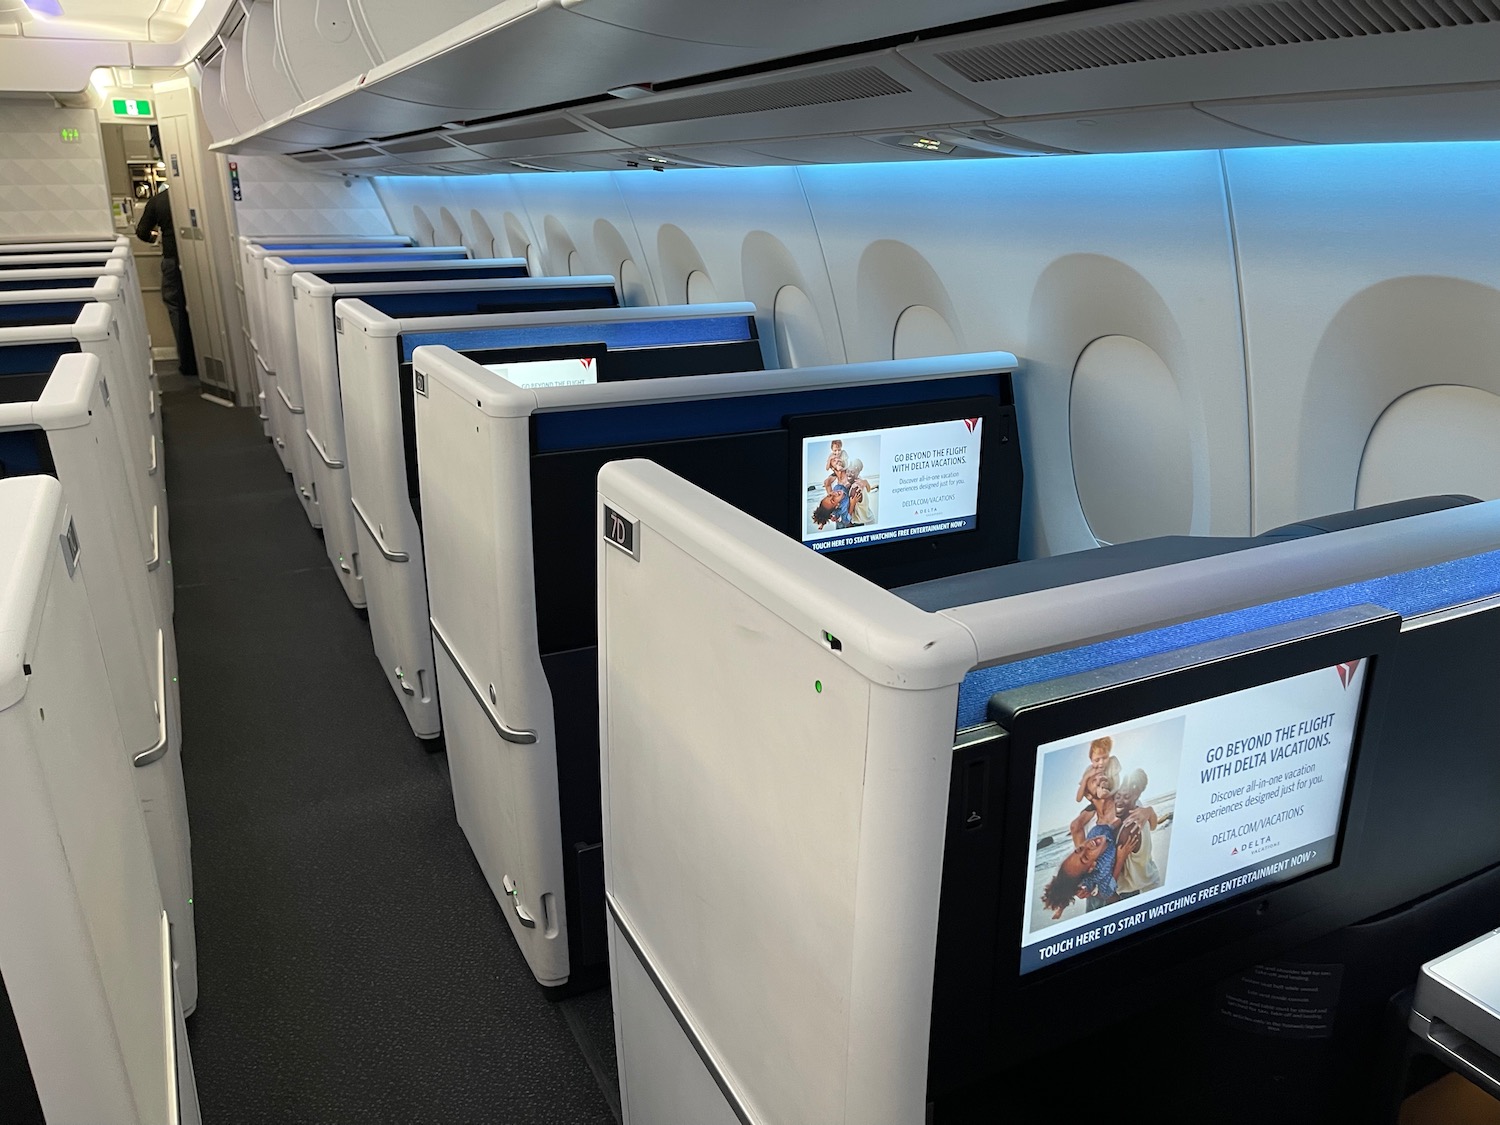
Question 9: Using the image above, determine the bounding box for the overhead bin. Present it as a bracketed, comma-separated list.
[198, 55, 246, 149]
[275, 0, 379, 100]
[207, 0, 1022, 152]
[241, 0, 302, 121]
[204, 0, 1500, 163]
[217, 25, 264, 139]
[354, 0, 501, 59]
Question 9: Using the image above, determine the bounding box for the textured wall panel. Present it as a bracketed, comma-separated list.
[230, 154, 393, 238]
[0, 104, 111, 239]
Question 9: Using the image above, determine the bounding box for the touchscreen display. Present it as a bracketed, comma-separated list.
[798, 416, 982, 553]
[483, 356, 599, 389]
[1019, 657, 1368, 974]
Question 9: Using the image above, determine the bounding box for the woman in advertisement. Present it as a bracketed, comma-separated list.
[1040, 803, 1141, 920]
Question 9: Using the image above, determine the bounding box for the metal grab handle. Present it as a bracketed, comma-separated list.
[429, 622, 537, 745]
[134, 629, 169, 767]
[351, 497, 409, 562]
[148, 434, 159, 475]
[394, 666, 416, 696]
[307, 429, 345, 469]
[146, 505, 161, 571]
[502, 875, 536, 929]
[275, 384, 305, 415]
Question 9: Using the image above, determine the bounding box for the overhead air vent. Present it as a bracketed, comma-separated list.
[331, 145, 382, 161]
[588, 66, 912, 129]
[935, 0, 1500, 81]
[289, 150, 339, 164]
[382, 135, 458, 156]
[455, 117, 586, 147]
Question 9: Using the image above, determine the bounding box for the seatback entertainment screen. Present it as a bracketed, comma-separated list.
[483, 356, 600, 389]
[798, 415, 983, 553]
[1018, 656, 1370, 974]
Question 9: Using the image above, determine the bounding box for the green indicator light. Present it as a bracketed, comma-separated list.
[815, 680, 823, 693]
[187, 898, 193, 905]
[172, 676, 178, 683]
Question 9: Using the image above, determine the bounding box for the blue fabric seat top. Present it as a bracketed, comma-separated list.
[955, 542, 1500, 731]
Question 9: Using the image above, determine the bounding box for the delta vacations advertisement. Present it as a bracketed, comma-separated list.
[1018, 659, 1368, 974]
[800, 417, 982, 552]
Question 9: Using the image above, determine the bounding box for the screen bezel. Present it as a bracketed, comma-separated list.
[783, 395, 1015, 587]
[986, 608, 1398, 1019]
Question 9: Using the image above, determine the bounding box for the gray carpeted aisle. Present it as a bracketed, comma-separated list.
[165, 386, 618, 1124]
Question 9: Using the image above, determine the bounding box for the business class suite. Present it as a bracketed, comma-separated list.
[2, 1, 1500, 1123]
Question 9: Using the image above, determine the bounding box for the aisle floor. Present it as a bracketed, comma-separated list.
[166, 387, 619, 1124]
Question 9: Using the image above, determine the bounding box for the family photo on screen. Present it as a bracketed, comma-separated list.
[1029, 720, 1181, 933]
[805, 435, 881, 534]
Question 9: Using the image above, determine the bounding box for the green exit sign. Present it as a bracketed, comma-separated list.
[112, 98, 151, 117]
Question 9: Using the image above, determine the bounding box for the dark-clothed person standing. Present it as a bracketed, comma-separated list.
[135, 185, 198, 378]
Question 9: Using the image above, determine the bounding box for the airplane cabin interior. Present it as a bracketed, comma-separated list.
[0, 1, 1499, 1122]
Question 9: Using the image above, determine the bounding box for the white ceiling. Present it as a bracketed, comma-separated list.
[3, 0, 207, 41]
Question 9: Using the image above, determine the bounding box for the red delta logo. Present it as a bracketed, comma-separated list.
[581, 357, 595, 369]
[963, 418, 979, 432]
[1231, 847, 1239, 856]
[1335, 659, 1361, 688]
